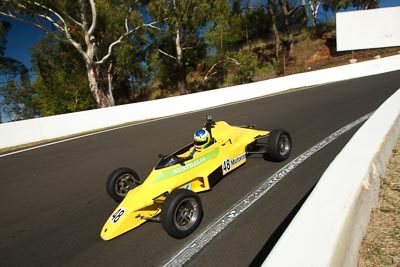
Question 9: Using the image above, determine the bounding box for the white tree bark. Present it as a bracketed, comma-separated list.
[309, 0, 321, 27]
[175, 26, 187, 94]
[0, 0, 140, 108]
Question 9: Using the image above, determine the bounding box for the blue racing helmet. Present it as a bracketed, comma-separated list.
[194, 129, 210, 150]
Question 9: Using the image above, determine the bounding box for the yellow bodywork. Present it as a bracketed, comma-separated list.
[101, 121, 268, 240]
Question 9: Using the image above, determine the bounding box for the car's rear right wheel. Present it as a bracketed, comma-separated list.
[267, 129, 292, 162]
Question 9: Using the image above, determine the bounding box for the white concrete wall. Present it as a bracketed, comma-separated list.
[337, 7, 400, 51]
[1, 54, 400, 150]
[263, 89, 400, 267]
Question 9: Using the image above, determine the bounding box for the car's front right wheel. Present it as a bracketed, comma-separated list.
[161, 189, 203, 239]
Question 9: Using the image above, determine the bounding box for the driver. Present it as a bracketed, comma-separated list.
[181, 129, 212, 160]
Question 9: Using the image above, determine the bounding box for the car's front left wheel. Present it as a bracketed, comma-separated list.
[161, 189, 203, 239]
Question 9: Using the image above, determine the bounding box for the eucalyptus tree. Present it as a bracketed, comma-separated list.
[146, 0, 217, 95]
[202, 0, 272, 87]
[0, 0, 146, 108]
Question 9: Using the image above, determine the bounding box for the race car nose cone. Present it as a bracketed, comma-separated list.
[100, 227, 112, 241]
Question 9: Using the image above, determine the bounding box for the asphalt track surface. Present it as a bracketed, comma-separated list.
[1, 70, 399, 267]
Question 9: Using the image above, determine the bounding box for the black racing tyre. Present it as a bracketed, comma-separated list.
[161, 189, 203, 239]
[267, 129, 292, 162]
[106, 167, 140, 202]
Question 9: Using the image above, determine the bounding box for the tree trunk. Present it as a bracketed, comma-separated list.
[107, 62, 114, 104]
[86, 62, 115, 108]
[268, 0, 281, 62]
[80, 3, 114, 108]
[175, 27, 187, 95]
[280, 0, 294, 59]
[309, 0, 321, 27]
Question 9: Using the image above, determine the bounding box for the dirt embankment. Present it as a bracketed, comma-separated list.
[358, 138, 400, 266]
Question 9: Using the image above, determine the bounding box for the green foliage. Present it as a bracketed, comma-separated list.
[230, 50, 258, 85]
[201, 2, 271, 88]
[0, 20, 40, 121]
[146, 0, 216, 93]
[205, 2, 272, 54]
[323, 0, 380, 11]
[147, 29, 176, 92]
[244, 7, 273, 41]
[1, 71, 40, 121]
[30, 36, 95, 115]
[148, 0, 214, 29]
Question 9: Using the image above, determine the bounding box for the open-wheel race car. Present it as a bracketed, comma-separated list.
[100, 115, 292, 240]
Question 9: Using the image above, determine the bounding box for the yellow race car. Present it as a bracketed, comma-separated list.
[100, 115, 292, 240]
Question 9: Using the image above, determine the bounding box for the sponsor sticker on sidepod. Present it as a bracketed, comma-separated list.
[222, 153, 246, 175]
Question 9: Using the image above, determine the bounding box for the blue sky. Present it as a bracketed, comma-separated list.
[3, 18, 44, 69]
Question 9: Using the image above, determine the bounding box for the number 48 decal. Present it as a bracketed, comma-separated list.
[222, 153, 246, 175]
[110, 207, 125, 224]
[222, 159, 231, 174]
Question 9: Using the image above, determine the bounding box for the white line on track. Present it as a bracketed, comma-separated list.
[162, 112, 373, 267]
[0, 117, 166, 158]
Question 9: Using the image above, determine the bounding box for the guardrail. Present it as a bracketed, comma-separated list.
[263, 89, 400, 266]
[1, 54, 400, 266]
[1, 55, 400, 150]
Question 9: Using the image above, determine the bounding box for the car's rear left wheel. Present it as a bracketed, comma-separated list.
[161, 189, 203, 239]
[106, 167, 140, 202]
